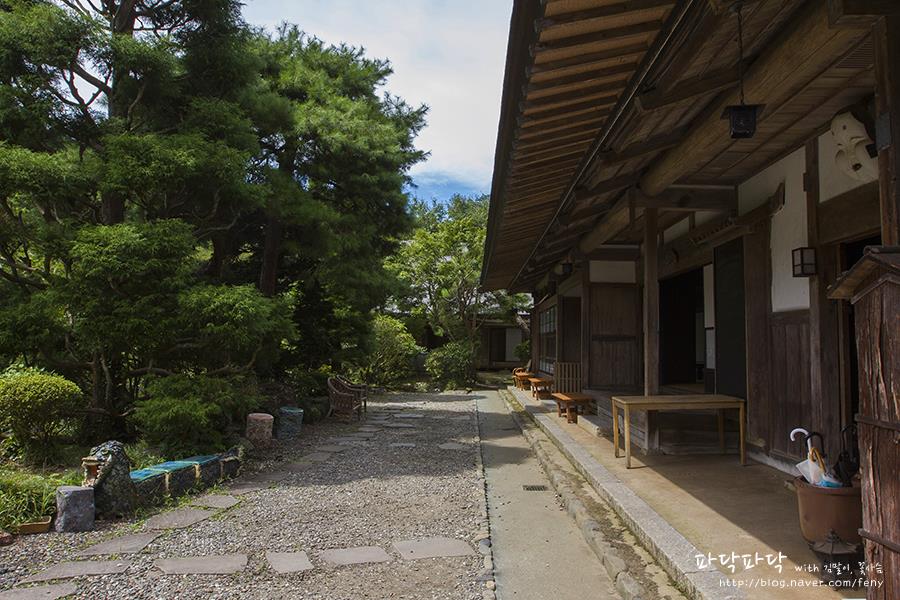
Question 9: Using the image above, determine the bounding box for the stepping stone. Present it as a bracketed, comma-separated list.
[393, 537, 474, 560]
[243, 470, 289, 484]
[451, 416, 471, 421]
[438, 442, 468, 450]
[383, 423, 416, 429]
[300, 452, 333, 462]
[266, 551, 314, 573]
[395, 413, 423, 419]
[389, 443, 417, 448]
[76, 533, 161, 556]
[357, 426, 382, 432]
[153, 554, 247, 575]
[21, 560, 131, 584]
[319, 546, 391, 566]
[144, 508, 216, 530]
[348, 432, 375, 439]
[0, 583, 78, 599]
[191, 494, 240, 510]
[314, 445, 348, 453]
[328, 437, 360, 443]
[284, 461, 313, 473]
[227, 483, 264, 496]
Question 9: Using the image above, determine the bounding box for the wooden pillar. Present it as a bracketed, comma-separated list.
[875, 16, 900, 244]
[581, 262, 591, 389]
[643, 208, 660, 395]
[805, 140, 842, 460]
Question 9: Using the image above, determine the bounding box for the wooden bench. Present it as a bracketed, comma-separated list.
[528, 377, 553, 400]
[611, 394, 746, 468]
[513, 369, 533, 390]
[551, 392, 593, 423]
[327, 377, 363, 422]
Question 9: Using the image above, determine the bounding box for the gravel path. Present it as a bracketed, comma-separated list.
[0, 393, 488, 599]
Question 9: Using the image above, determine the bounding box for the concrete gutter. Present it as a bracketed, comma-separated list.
[505, 386, 743, 600]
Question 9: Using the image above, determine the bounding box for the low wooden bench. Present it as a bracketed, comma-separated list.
[550, 392, 592, 423]
[611, 394, 746, 469]
[528, 377, 553, 400]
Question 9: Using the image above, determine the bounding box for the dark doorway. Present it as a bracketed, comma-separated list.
[659, 268, 704, 387]
[714, 238, 746, 398]
[489, 328, 506, 364]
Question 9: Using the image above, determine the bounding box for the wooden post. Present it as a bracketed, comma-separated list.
[643, 207, 660, 395]
[581, 261, 591, 390]
[805, 140, 842, 460]
[875, 16, 900, 245]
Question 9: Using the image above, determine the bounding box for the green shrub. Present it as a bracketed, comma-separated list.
[514, 339, 531, 363]
[357, 315, 422, 386]
[0, 368, 83, 459]
[425, 341, 475, 389]
[0, 469, 81, 531]
[133, 375, 258, 458]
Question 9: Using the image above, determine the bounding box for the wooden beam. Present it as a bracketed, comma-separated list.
[530, 43, 648, 76]
[874, 16, 900, 245]
[576, 173, 640, 201]
[632, 187, 737, 212]
[510, 157, 581, 177]
[523, 86, 621, 110]
[539, 0, 673, 28]
[817, 181, 880, 244]
[635, 68, 739, 112]
[520, 106, 612, 129]
[523, 97, 613, 118]
[643, 207, 660, 396]
[526, 63, 636, 94]
[514, 141, 592, 166]
[598, 130, 686, 165]
[516, 119, 607, 140]
[513, 146, 588, 170]
[578, 195, 633, 252]
[534, 21, 662, 52]
[514, 130, 597, 153]
[828, 0, 900, 28]
[640, 1, 869, 197]
[583, 246, 641, 261]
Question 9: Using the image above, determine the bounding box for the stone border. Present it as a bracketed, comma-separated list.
[501, 387, 742, 600]
[472, 401, 497, 600]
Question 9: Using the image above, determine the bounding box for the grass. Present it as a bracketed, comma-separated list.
[0, 467, 81, 531]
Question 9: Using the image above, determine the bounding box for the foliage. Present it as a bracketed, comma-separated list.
[0, 368, 82, 460]
[132, 375, 259, 458]
[514, 339, 531, 364]
[0, 468, 80, 531]
[425, 341, 476, 389]
[357, 314, 422, 386]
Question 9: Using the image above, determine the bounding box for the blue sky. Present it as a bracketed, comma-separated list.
[241, 0, 512, 204]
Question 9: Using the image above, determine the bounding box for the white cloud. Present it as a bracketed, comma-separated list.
[242, 0, 512, 191]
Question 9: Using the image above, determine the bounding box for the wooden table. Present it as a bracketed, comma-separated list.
[514, 371, 533, 390]
[528, 377, 553, 400]
[551, 392, 593, 423]
[611, 394, 746, 468]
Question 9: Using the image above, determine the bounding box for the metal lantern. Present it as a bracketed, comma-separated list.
[722, 104, 764, 139]
[792, 247, 816, 277]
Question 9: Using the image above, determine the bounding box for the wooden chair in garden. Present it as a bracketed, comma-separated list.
[327, 377, 363, 422]
[336, 374, 368, 414]
[551, 362, 592, 424]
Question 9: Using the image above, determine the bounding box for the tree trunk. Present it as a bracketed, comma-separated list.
[259, 214, 283, 297]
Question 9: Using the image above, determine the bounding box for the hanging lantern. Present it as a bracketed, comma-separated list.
[721, 1, 764, 139]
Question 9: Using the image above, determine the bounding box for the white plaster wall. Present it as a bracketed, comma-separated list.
[738, 147, 810, 312]
[818, 131, 877, 203]
[505, 328, 522, 362]
[589, 260, 636, 283]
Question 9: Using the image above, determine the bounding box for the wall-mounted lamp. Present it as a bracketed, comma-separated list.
[792, 247, 816, 277]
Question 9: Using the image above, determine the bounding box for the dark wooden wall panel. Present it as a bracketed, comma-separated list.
[744, 224, 772, 450]
[588, 284, 641, 389]
[560, 296, 581, 362]
[768, 310, 811, 459]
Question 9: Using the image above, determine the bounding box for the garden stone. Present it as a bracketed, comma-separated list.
[245, 413, 274, 447]
[76, 532, 160, 556]
[383, 423, 416, 429]
[266, 551, 314, 573]
[226, 483, 264, 496]
[389, 443, 416, 448]
[393, 537, 474, 559]
[313, 445, 347, 453]
[276, 407, 304, 439]
[21, 560, 130, 583]
[83, 441, 138, 517]
[300, 452, 332, 462]
[0, 530, 13, 546]
[144, 508, 215, 530]
[0, 583, 78, 599]
[153, 554, 247, 575]
[319, 546, 391, 566]
[54, 486, 94, 532]
[395, 413, 423, 419]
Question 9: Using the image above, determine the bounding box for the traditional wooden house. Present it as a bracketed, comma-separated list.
[482, 1, 899, 596]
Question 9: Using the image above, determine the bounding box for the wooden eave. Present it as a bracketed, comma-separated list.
[484, 0, 879, 293]
[482, 0, 675, 292]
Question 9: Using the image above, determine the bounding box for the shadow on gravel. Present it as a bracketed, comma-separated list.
[240, 392, 532, 489]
